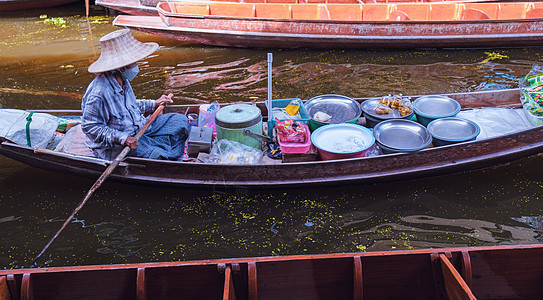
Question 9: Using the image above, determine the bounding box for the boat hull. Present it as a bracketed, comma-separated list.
[109, 1, 543, 49]
[0, 0, 79, 11]
[114, 15, 543, 49]
[1, 89, 541, 188]
[2, 244, 543, 299]
[95, 0, 157, 16]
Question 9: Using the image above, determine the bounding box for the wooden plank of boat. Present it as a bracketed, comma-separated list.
[111, 1, 543, 48]
[1, 244, 543, 299]
[1, 89, 541, 188]
[95, 0, 498, 17]
[0, 0, 80, 11]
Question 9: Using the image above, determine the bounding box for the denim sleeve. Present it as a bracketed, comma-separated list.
[81, 95, 129, 147]
[136, 99, 156, 114]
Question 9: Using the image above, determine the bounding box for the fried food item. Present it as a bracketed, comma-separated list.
[398, 105, 412, 116]
[379, 96, 391, 106]
[390, 98, 401, 109]
[374, 104, 392, 115]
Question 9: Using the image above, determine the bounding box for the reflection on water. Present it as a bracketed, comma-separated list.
[1, 3, 543, 269]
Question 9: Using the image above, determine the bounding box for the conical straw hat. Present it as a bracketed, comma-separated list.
[88, 29, 159, 73]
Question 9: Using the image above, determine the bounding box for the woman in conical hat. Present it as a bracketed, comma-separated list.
[81, 29, 189, 161]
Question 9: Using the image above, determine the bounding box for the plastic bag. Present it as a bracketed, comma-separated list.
[205, 139, 262, 164]
[198, 101, 220, 129]
[0, 109, 59, 148]
[284, 99, 301, 116]
[457, 107, 532, 139]
[275, 119, 308, 143]
[55, 124, 95, 156]
[56, 117, 82, 133]
[520, 64, 543, 117]
[377, 94, 412, 116]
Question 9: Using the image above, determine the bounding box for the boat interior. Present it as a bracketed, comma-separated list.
[1, 245, 543, 299]
[158, 1, 543, 21]
[136, 0, 500, 7]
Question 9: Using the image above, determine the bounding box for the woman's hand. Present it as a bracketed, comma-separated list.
[155, 93, 174, 107]
[124, 136, 139, 150]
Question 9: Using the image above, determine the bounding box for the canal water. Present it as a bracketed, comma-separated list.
[1, 3, 543, 269]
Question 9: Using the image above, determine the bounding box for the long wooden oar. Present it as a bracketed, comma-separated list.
[30, 104, 166, 266]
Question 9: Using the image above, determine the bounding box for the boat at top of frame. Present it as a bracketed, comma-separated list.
[1, 88, 542, 189]
[112, 1, 543, 48]
[2, 243, 543, 299]
[0, 0, 80, 11]
[96, 0, 500, 16]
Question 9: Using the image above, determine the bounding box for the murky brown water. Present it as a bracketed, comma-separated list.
[1, 3, 543, 269]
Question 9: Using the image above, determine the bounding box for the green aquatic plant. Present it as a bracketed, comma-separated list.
[481, 52, 509, 63]
[41, 16, 68, 28]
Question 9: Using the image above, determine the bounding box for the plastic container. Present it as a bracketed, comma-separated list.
[278, 123, 311, 154]
[215, 104, 263, 149]
[265, 98, 311, 126]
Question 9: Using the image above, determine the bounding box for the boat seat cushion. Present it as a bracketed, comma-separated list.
[55, 124, 95, 157]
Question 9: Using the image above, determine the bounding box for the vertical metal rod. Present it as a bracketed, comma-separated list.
[267, 53, 273, 139]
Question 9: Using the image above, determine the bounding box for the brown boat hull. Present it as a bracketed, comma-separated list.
[2, 244, 543, 299]
[0, 0, 79, 11]
[0, 89, 541, 188]
[126, 20, 543, 49]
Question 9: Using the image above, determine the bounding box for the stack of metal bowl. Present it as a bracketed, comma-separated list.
[304, 94, 362, 131]
[427, 117, 480, 146]
[372, 119, 432, 154]
[412, 95, 461, 126]
[311, 123, 375, 160]
[360, 98, 415, 128]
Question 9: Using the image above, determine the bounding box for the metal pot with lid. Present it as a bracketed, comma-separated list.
[215, 104, 263, 149]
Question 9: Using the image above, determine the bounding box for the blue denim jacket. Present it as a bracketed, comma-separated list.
[81, 72, 154, 160]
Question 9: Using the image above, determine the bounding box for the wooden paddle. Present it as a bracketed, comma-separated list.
[30, 103, 166, 266]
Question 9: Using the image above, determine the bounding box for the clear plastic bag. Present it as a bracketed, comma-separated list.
[198, 101, 220, 129]
[205, 139, 263, 164]
[520, 64, 543, 117]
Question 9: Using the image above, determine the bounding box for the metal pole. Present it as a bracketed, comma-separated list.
[267, 53, 273, 139]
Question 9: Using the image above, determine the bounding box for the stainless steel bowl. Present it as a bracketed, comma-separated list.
[304, 94, 362, 124]
[427, 117, 480, 146]
[373, 119, 432, 152]
[311, 123, 375, 160]
[412, 95, 461, 126]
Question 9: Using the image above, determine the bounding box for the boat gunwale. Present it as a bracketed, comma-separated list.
[1, 243, 541, 275]
[157, 1, 543, 24]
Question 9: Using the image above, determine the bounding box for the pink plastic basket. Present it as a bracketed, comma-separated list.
[278, 123, 311, 154]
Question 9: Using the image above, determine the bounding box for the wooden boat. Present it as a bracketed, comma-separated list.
[1, 88, 542, 188]
[0, 0, 79, 11]
[2, 243, 543, 299]
[96, 0, 496, 17]
[111, 1, 543, 48]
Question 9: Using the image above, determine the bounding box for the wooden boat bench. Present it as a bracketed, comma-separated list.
[2, 244, 543, 299]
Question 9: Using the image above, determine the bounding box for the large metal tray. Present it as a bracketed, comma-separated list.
[304, 94, 362, 124]
[373, 119, 432, 150]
